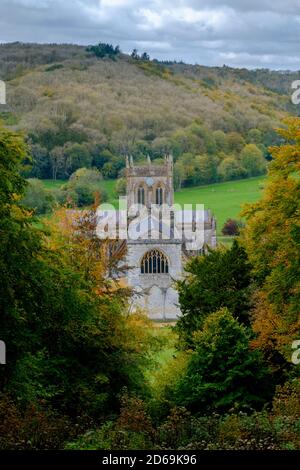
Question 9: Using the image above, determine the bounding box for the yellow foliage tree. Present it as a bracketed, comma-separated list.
[46, 202, 156, 376]
[242, 118, 300, 364]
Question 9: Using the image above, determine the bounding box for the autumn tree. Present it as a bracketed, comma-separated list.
[194, 154, 218, 184]
[240, 143, 266, 176]
[59, 167, 107, 207]
[242, 118, 300, 365]
[218, 156, 245, 181]
[227, 132, 245, 154]
[0, 124, 150, 420]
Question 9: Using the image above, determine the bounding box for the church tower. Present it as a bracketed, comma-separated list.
[126, 154, 174, 209]
[125, 155, 182, 320]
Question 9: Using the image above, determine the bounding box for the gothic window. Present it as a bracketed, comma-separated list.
[156, 187, 163, 205]
[137, 186, 145, 205]
[141, 249, 169, 274]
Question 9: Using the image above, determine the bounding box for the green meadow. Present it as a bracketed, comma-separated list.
[41, 178, 116, 196]
[174, 176, 265, 235]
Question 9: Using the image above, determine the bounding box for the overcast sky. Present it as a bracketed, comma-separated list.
[0, 0, 299, 70]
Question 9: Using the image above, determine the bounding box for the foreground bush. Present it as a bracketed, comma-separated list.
[67, 393, 155, 450]
[0, 394, 87, 450]
[0, 125, 151, 425]
[173, 308, 272, 413]
[65, 380, 300, 450]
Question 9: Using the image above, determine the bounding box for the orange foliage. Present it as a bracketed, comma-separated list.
[46, 204, 130, 301]
[242, 118, 300, 362]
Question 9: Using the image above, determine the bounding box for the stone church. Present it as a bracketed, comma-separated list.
[124, 155, 217, 320]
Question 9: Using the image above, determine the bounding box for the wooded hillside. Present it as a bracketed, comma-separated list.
[0, 42, 299, 185]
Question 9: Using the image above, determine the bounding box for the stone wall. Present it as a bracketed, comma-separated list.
[126, 240, 182, 320]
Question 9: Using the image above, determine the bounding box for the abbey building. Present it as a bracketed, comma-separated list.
[124, 155, 217, 320]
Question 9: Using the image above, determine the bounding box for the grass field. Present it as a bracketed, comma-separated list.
[174, 176, 265, 235]
[144, 325, 177, 389]
[41, 178, 117, 197]
[40, 176, 265, 236]
[41, 179, 67, 190]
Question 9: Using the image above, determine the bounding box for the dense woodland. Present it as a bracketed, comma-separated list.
[0, 116, 299, 450]
[0, 42, 299, 192]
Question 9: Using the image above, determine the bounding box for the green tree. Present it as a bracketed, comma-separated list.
[176, 240, 252, 345]
[213, 130, 228, 152]
[92, 148, 115, 171]
[194, 154, 218, 184]
[152, 137, 173, 158]
[174, 308, 272, 412]
[26, 144, 50, 179]
[141, 52, 150, 61]
[86, 43, 120, 59]
[131, 49, 139, 60]
[64, 142, 92, 176]
[218, 156, 246, 181]
[102, 157, 123, 179]
[178, 153, 197, 186]
[247, 128, 262, 144]
[21, 178, 55, 215]
[49, 146, 64, 180]
[61, 167, 107, 207]
[240, 143, 266, 176]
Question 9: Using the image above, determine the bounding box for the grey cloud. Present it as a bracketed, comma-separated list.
[0, 0, 299, 69]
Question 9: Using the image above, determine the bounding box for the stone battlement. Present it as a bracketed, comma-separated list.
[126, 164, 171, 177]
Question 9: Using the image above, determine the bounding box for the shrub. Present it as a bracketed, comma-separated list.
[67, 393, 154, 450]
[65, 381, 300, 450]
[117, 393, 154, 437]
[221, 218, 245, 236]
[271, 380, 300, 449]
[157, 407, 192, 449]
[21, 178, 55, 214]
[60, 168, 107, 207]
[66, 422, 152, 450]
[0, 394, 79, 450]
